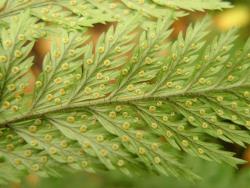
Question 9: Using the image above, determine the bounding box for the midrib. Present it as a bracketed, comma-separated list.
[0, 82, 249, 127]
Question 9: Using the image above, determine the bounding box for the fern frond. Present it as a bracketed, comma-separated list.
[0, 161, 23, 185]
[0, 0, 231, 30]
[0, 11, 45, 116]
[0, 0, 114, 28]
[152, 0, 232, 11]
[0, 128, 63, 178]
[0, 13, 250, 183]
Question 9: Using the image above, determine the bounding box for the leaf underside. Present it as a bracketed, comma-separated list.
[0, 0, 231, 29]
[0, 5, 249, 184]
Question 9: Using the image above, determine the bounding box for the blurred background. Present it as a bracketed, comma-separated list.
[5, 0, 250, 187]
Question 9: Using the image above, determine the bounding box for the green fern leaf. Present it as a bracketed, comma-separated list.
[0, 0, 231, 30]
[152, 0, 232, 11]
[0, 10, 249, 184]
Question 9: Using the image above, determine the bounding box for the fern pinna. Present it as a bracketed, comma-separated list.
[0, 0, 231, 28]
[0, 0, 249, 184]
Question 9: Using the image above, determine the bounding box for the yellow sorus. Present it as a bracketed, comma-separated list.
[61, 63, 69, 70]
[96, 135, 104, 142]
[0, 55, 7, 63]
[117, 159, 125, 167]
[14, 50, 22, 58]
[181, 140, 189, 147]
[98, 46, 105, 53]
[112, 143, 119, 151]
[122, 122, 130, 130]
[100, 149, 108, 157]
[109, 111, 116, 119]
[60, 140, 68, 148]
[121, 135, 129, 142]
[148, 106, 156, 113]
[138, 147, 146, 155]
[4, 40, 12, 48]
[154, 156, 161, 164]
[67, 116, 75, 123]
[49, 147, 57, 155]
[79, 125, 87, 133]
[11, 66, 20, 74]
[28, 125, 37, 133]
[54, 77, 62, 84]
[151, 122, 158, 129]
[86, 58, 93, 65]
[2, 101, 10, 109]
[103, 59, 111, 66]
[31, 164, 40, 172]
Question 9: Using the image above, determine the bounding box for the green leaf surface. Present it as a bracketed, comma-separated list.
[0, 3, 249, 184]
